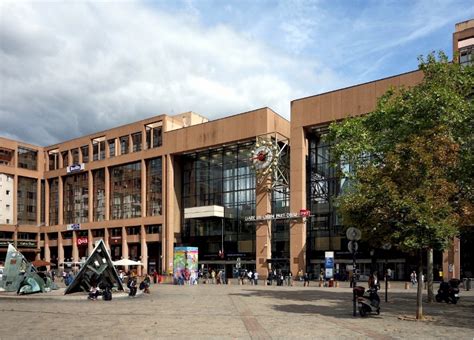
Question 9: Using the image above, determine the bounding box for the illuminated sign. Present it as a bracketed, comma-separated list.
[77, 237, 88, 246]
[67, 163, 85, 174]
[244, 210, 311, 222]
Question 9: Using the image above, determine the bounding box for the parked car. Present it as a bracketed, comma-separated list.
[0, 266, 4, 282]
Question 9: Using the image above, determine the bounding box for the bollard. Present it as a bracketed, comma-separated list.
[405, 282, 409, 289]
[319, 281, 323, 287]
[335, 281, 339, 288]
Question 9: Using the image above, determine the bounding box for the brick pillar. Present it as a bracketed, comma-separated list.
[122, 226, 129, 272]
[141, 225, 148, 275]
[72, 230, 79, 262]
[255, 180, 271, 280]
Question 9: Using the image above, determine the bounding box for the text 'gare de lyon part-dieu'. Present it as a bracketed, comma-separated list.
[0, 19, 472, 281]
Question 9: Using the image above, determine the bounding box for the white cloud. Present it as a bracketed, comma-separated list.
[0, 1, 332, 145]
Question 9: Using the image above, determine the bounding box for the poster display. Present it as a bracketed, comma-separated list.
[325, 251, 334, 279]
[173, 247, 198, 284]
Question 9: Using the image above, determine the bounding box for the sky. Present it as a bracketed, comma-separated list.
[1, 0, 473, 146]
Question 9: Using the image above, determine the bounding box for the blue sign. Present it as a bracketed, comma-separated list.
[325, 251, 334, 279]
[67, 163, 85, 174]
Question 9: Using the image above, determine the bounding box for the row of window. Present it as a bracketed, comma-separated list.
[43, 225, 162, 240]
[48, 124, 162, 170]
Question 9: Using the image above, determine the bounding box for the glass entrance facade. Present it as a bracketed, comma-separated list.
[181, 142, 256, 261]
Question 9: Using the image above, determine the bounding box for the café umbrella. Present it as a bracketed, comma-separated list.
[112, 259, 143, 266]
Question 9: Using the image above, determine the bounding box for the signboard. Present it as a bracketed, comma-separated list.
[67, 224, 81, 231]
[67, 163, 85, 174]
[17, 240, 37, 248]
[245, 211, 310, 222]
[325, 251, 334, 279]
[77, 236, 88, 246]
[299, 209, 311, 217]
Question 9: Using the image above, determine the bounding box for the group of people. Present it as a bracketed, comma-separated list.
[239, 270, 259, 285]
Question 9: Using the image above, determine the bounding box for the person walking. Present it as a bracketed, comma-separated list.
[304, 272, 309, 287]
[254, 271, 259, 285]
[410, 271, 417, 286]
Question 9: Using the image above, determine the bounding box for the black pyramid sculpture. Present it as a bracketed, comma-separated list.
[64, 239, 123, 294]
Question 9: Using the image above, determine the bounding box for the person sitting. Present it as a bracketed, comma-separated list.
[88, 285, 100, 300]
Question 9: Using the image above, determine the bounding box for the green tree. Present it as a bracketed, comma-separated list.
[327, 52, 473, 319]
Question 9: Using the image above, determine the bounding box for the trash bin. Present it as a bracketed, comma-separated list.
[463, 278, 471, 291]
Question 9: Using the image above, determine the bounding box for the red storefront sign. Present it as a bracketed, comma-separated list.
[77, 236, 88, 246]
[299, 209, 311, 217]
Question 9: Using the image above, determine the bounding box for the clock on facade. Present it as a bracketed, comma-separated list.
[252, 145, 274, 170]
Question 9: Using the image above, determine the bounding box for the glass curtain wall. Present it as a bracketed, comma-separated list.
[182, 142, 256, 258]
[63, 173, 89, 224]
[110, 162, 141, 219]
[271, 187, 290, 261]
[93, 169, 105, 221]
[17, 177, 37, 225]
[49, 178, 59, 225]
[306, 128, 345, 269]
[147, 158, 162, 216]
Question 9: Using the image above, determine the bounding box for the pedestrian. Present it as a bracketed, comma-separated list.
[211, 269, 216, 284]
[298, 269, 304, 282]
[304, 272, 309, 287]
[153, 270, 158, 284]
[319, 269, 325, 285]
[248, 270, 253, 285]
[254, 271, 259, 285]
[287, 271, 293, 286]
[51, 270, 56, 282]
[410, 271, 417, 286]
[368, 272, 379, 289]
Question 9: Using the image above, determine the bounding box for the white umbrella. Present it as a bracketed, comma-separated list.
[112, 259, 143, 266]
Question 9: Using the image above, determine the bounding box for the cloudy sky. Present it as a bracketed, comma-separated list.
[1, 0, 473, 146]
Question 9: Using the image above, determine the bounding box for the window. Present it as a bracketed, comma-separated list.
[17, 176, 37, 225]
[459, 45, 473, 66]
[63, 173, 89, 224]
[108, 139, 116, 157]
[147, 158, 162, 216]
[71, 148, 80, 164]
[93, 169, 105, 221]
[145, 224, 161, 234]
[81, 145, 89, 163]
[92, 229, 104, 237]
[6, 190, 10, 195]
[92, 137, 106, 161]
[49, 178, 59, 225]
[0, 147, 14, 167]
[110, 162, 141, 219]
[145, 122, 162, 149]
[48, 150, 59, 170]
[18, 147, 38, 170]
[120, 136, 129, 155]
[126, 226, 140, 235]
[61, 151, 69, 168]
[132, 132, 142, 152]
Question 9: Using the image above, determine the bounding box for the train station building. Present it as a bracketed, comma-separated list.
[1, 19, 473, 280]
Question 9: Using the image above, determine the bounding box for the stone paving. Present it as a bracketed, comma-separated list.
[0, 281, 473, 339]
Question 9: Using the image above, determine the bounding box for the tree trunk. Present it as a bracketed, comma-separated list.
[416, 249, 424, 320]
[427, 248, 434, 303]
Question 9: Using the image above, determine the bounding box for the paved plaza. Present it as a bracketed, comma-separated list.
[0, 282, 473, 339]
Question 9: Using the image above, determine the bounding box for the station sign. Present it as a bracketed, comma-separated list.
[244, 210, 311, 222]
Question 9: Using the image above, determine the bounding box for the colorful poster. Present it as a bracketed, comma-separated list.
[173, 247, 198, 284]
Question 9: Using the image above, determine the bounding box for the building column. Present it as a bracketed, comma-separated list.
[58, 231, 64, 273]
[104, 227, 110, 253]
[164, 155, 177, 275]
[255, 180, 271, 280]
[443, 237, 461, 280]
[122, 226, 129, 272]
[289, 127, 307, 276]
[44, 233, 51, 270]
[141, 225, 148, 276]
[35, 233, 41, 260]
[88, 229, 94, 255]
[72, 230, 79, 262]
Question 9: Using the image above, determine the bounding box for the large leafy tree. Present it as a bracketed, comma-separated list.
[327, 52, 473, 319]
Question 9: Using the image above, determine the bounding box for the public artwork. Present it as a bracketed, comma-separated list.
[64, 239, 123, 294]
[0, 244, 45, 294]
[173, 247, 198, 284]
